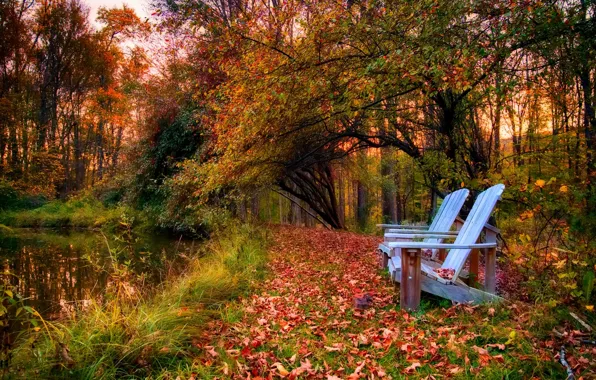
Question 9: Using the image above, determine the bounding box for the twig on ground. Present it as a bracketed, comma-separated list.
[569, 312, 593, 332]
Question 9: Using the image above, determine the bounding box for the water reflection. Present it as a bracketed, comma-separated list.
[0, 230, 192, 321]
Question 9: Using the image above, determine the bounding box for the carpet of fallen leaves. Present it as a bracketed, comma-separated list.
[192, 226, 595, 379]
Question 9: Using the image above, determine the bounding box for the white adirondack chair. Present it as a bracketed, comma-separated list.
[386, 184, 505, 310]
[377, 188, 469, 268]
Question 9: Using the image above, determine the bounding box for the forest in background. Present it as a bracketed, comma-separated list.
[1, 0, 596, 377]
[1, 0, 596, 301]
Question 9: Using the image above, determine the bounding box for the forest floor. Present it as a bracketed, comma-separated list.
[191, 225, 595, 379]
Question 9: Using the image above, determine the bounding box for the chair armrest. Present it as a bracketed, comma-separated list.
[385, 233, 456, 239]
[386, 229, 459, 235]
[377, 224, 428, 230]
[386, 242, 497, 250]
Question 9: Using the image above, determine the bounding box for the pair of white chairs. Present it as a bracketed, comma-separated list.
[377, 184, 505, 310]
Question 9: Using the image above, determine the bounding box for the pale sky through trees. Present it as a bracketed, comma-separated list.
[87, 0, 150, 26]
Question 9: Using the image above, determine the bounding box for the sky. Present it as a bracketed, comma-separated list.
[86, 0, 151, 27]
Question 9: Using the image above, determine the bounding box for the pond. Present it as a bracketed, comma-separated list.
[0, 229, 197, 322]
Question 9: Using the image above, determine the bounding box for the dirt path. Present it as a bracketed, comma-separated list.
[193, 226, 571, 379]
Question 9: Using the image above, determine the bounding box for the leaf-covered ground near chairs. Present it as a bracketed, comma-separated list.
[192, 226, 594, 379]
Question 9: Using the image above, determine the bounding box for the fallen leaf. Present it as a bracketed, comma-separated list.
[472, 345, 489, 355]
[487, 343, 506, 350]
[272, 362, 290, 376]
[404, 362, 421, 374]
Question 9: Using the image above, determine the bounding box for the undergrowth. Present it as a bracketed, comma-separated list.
[7, 224, 269, 379]
[0, 196, 139, 230]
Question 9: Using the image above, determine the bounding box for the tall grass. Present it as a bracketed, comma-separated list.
[0, 196, 133, 229]
[8, 224, 269, 379]
[0, 224, 14, 235]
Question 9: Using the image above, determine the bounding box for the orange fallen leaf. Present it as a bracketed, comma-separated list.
[272, 362, 290, 376]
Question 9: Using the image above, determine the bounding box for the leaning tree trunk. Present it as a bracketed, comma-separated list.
[280, 163, 345, 229]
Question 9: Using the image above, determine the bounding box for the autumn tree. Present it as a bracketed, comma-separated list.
[159, 0, 591, 226]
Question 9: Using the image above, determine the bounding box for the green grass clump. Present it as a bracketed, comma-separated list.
[9, 224, 269, 379]
[0, 224, 14, 235]
[0, 196, 132, 229]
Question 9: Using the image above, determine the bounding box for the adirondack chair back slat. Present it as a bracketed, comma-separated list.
[424, 189, 469, 245]
[441, 184, 505, 280]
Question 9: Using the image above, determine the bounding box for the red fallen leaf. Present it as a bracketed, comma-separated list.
[578, 356, 590, 365]
[241, 346, 251, 357]
[347, 361, 366, 379]
[357, 334, 369, 346]
[404, 362, 421, 374]
[257, 318, 268, 325]
[291, 358, 315, 377]
[400, 343, 412, 352]
[412, 349, 425, 358]
[472, 345, 489, 355]
[434, 268, 455, 280]
[205, 346, 218, 357]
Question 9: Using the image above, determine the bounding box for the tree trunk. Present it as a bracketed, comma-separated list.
[493, 75, 502, 172]
[251, 193, 260, 221]
[356, 180, 367, 230]
[338, 167, 345, 227]
[381, 147, 398, 223]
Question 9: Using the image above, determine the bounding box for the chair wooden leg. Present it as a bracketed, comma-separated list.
[468, 248, 479, 288]
[437, 248, 447, 262]
[400, 248, 421, 311]
[379, 249, 389, 269]
[485, 247, 496, 294]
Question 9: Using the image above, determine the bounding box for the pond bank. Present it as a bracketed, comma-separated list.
[0, 197, 134, 230]
[0, 228, 202, 322]
[8, 224, 269, 378]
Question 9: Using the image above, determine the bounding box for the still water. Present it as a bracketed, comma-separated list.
[0, 229, 195, 321]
